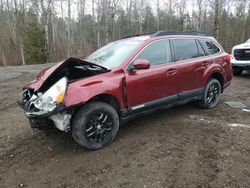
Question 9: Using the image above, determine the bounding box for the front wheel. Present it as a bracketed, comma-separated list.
[72, 102, 119, 150]
[199, 79, 221, 109]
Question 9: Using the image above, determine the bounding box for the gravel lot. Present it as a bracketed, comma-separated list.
[0, 64, 250, 188]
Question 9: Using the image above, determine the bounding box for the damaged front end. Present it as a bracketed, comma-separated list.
[18, 77, 72, 131]
[18, 58, 109, 132]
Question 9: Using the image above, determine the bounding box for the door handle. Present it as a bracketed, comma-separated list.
[166, 69, 177, 75]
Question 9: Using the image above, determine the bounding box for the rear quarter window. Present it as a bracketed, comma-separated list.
[199, 39, 220, 55]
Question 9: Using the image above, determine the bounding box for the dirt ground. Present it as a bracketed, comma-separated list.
[0, 64, 250, 188]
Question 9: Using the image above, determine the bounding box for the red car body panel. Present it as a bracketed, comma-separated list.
[201, 53, 232, 86]
[125, 62, 179, 106]
[63, 70, 126, 109]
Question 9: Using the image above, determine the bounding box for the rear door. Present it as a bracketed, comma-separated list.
[125, 39, 179, 110]
[171, 38, 208, 99]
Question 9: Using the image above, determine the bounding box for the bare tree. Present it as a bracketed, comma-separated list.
[196, 0, 203, 30]
[67, 0, 71, 57]
[155, 0, 160, 30]
[208, 0, 229, 38]
[177, 0, 187, 31]
[13, 0, 26, 65]
[165, 0, 177, 30]
[40, 0, 52, 62]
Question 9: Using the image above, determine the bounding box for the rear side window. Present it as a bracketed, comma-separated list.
[134, 40, 172, 66]
[199, 40, 220, 55]
[173, 39, 203, 61]
[196, 40, 205, 56]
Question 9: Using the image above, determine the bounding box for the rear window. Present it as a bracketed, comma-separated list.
[199, 40, 220, 55]
[173, 39, 203, 61]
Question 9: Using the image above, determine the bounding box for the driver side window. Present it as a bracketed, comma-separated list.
[134, 40, 172, 67]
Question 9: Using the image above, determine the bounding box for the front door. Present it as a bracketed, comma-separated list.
[125, 39, 179, 110]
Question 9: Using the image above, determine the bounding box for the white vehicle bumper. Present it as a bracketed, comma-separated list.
[231, 58, 250, 70]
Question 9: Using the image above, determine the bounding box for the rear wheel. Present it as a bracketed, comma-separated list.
[199, 79, 221, 109]
[72, 102, 119, 150]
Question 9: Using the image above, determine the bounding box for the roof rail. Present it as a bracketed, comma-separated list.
[122, 31, 210, 39]
[151, 31, 211, 37]
[122, 34, 144, 39]
[122, 32, 155, 39]
[151, 30, 177, 37]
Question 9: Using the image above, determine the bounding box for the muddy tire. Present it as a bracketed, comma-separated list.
[72, 102, 119, 150]
[199, 79, 221, 109]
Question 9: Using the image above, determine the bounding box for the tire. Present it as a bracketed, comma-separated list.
[72, 102, 119, 150]
[199, 79, 221, 109]
[233, 68, 243, 76]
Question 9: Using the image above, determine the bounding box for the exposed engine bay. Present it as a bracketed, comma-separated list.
[38, 58, 109, 92]
[18, 58, 109, 131]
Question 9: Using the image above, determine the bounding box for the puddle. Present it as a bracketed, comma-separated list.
[224, 101, 247, 109]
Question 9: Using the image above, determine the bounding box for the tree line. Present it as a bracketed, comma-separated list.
[0, 0, 250, 66]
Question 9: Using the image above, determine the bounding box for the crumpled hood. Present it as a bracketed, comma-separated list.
[24, 58, 109, 92]
[24, 62, 63, 91]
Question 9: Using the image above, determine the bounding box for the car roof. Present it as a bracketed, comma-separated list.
[122, 34, 214, 43]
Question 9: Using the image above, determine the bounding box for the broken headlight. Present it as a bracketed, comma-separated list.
[34, 77, 67, 112]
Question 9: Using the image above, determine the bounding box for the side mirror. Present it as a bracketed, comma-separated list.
[133, 59, 150, 70]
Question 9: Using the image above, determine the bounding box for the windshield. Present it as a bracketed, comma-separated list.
[85, 40, 143, 68]
[246, 38, 250, 43]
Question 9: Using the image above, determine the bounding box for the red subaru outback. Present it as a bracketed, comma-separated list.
[18, 31, 232, 149]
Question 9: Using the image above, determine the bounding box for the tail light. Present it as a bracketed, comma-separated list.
[224, 54, 231, 63]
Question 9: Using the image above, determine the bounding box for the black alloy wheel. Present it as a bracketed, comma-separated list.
[85, 112, 113, 144]
[199, 79, 221, 109]
[72, 102, 119, 150]
[206, 82, 220, 105]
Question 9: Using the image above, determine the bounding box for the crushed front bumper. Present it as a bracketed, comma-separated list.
[18, 100, 66, 118]
[18, 98, 72, 132]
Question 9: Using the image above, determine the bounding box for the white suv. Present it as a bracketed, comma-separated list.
[231, 38, 250, 75]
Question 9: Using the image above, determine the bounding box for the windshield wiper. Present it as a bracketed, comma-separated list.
[93, 56, 105, 63]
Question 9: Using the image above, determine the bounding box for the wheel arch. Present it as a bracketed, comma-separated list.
[207, 72, 224, 93]
[70, 93, 121, 129]
[87, 93, 121, 112]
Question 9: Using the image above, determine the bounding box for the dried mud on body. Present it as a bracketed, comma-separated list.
[0, 65, 250, 188]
